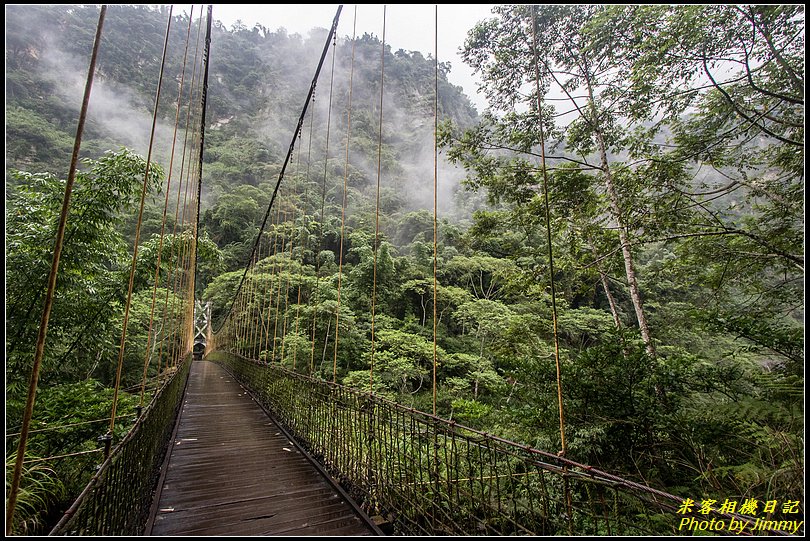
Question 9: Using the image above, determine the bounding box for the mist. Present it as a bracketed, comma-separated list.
[14, 5, 483, 236]
[246, 31, 477, 224]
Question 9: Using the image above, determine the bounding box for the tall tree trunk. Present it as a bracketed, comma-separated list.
[599, 269, 622, 331]
[586, 81, 656, 358]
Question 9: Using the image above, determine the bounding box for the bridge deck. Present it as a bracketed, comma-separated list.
[147, 360, 377, 536]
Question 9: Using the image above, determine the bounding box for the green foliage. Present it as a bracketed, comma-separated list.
[441, 2, 804, 508]
[204, 188, 261, 246]
[443, 352, 506, 399]
[6, 381, 140, 535]
[557, 307, 617, 351]
[366, 329, 444, 395]
[137, 231, 225, 298]
[6, 149, 163, 393]
[202, 268, 245, 325]
[6, 106, 74, 172]
[4, 146, 186, 533]
[5, 4, 803, 530]
[106, 288, 186, 389]
[451, 398, 494, 425]
[15, 381, 141, 457]
[5, 452, 66, 535]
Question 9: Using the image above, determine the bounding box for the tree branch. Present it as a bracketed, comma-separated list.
[652, 229, 804, 271]
[680, 179, 740, 197]
[476, 140, 602, 170]
[702, 56, 803, 147]
[737, 5, 804, 95]
[741, 36, 804, 105]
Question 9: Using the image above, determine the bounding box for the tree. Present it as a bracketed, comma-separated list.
[601, 5, 804, 371]
[454, 5, 663, 356]
[357, 329, 446, 396]
[401, 278, 433, 326]
[6, 149, 163, 395]
[5, 149, 163, 534]
[204, 188, 260, 246]
[346, 234, 397, 314]
[441, 254, 519, 301]
[443, 352, 506, 400]
[453, 298, 514, 373]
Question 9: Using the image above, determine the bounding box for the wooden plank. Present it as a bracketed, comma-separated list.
[148, 360, 376, 536]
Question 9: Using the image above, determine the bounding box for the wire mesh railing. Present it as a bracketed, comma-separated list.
[212, 352, 795, 536]
[49, 355, 191, 536]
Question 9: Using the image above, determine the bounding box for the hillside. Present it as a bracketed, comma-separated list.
[6, 4, 480, 269]
[5, 4, 803, 535]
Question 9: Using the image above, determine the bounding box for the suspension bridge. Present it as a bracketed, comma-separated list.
[6, 5, 795, 537]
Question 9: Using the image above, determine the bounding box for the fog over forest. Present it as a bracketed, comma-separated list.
[5, 5, 803, 536]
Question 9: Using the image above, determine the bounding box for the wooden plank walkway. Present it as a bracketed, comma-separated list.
[147, 360, 378, 536]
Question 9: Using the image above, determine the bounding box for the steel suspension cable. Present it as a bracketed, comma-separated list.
[246, 253, 256, 357]
[157, 8, 205, 378]
[432, 5, 439, 416]
[369, 5, 387, 393]
[251, 212, 270, 358]
[243, 244, 254, 357]
[251, 240, 265, 357]
[167, 152, 192, 363]
[234, 267, 245, 354]
[258, 232, 274, 359]
[5, 7, 107, 533]
[271, 212, 285, 361]
[139, 5, 196, 405]
[249, 242, 259, 357]
[108, 6, 173, 442]
[255, 247, 266, 358]
[235, 287, 246, 355]
[272, 201, 286, 361]
[279, 207, 295, 362]
[189, 5, 213, 352]
[258, 232, 272, 360]
[180, 143, 200, 360]
[168, 112, 199, 366]
[256, 228, 266, 363]
[309, 30, 339, 374]
[171, 72, 205, 365]
[280, 124, 306, 365]
[530, 4, 566, 457]
[244, 252, 258, 356]
[333, 6, 358, 383]
[293, 108, 315, 372]
[236, 263, 247, 355]
[213, 6, 343, 336]
[265, 203, 282, 359]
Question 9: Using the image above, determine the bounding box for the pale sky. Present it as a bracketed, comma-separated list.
[176, 4, 496, 111]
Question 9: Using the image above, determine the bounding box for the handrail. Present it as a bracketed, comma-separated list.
[213, 352, 794, 536]
[49, 356, 192, 536]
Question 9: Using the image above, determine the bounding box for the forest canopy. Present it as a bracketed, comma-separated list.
[5, 4, 804, 535]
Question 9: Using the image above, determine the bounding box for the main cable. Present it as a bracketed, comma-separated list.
[334, 6, 358, 383]
[369, 5, 386, 394]
[5, 8, 107, 533]
[190, 4, 213, 349]
[213, 6, 343, 335]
